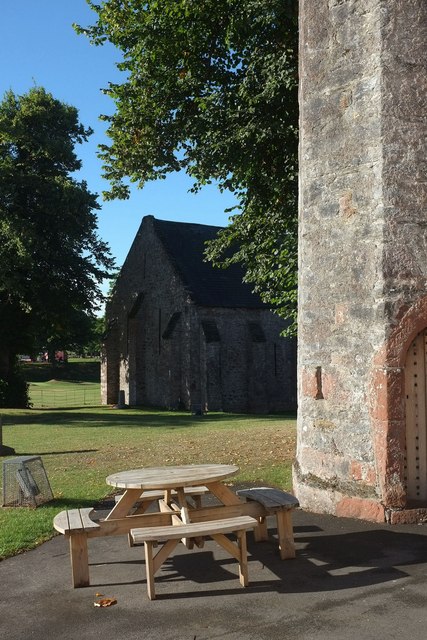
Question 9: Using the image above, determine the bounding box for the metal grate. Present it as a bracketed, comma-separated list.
[2, 456, 53, 508]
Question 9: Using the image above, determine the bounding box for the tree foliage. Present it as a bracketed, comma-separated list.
[77, 0, 299, 331]
[0, 87, 114, 403]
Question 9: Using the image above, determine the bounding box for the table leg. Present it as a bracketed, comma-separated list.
[237, 530, 249, 587]
[207, 481, 241, 505]
[69, 533, 89, 588]
[144, 541, 156, 600]
[104, 488, 142, 520]
[143, 539, 179, 600]
[276, 510, 296, 559]
[253, 516, 268, 542]
[212, 531, 249, 588]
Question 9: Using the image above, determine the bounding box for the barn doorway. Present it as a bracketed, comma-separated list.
[404, 329, 427, 505]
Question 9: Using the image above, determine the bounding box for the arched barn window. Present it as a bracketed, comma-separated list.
[404, 329, 427, 504]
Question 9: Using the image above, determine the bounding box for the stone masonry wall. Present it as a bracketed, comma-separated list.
[382, 1, 427, 316]
[197, 307, 297, 413]
[102, 216, 297, 413]
[296, 0, 427, 522]
[102, 216, 190, 407]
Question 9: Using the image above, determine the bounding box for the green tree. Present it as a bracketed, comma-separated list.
[82, 316, 107, 357]
[0, 87, 114, 405]
[77, 0, 298, 331]
[34, 310, 102, 361]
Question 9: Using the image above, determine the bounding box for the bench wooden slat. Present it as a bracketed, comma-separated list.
[53, 508, 100, 534]
[78, 507, 101, 530]
[130, 515, 257, 544]
[236, 487, 299, 510]
[67, 509, 84, 531]
[53, 510, 71, 534]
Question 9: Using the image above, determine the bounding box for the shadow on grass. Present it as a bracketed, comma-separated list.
[2, 410, 297, 429]
[48, 497, 100, 510]
[23, 360, 100, 383]
[14, 449, 98, 456]
[29, 405, 103, 411]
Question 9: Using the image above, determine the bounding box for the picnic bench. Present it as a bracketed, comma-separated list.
[130, 514, 257, 599]
[236, 487, 299, 559]
[53, 508, 100, 587]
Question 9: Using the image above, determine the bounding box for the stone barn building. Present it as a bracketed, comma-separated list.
[296, 0, 427, 523]
[101, 215, 297, 413]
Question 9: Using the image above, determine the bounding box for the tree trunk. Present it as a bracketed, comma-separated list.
[0, 347, 12, 380]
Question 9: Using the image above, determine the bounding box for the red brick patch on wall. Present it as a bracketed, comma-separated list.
[336, 497, 385, 522]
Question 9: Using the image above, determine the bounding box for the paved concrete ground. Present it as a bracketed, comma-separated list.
[1, 506, 427, 640]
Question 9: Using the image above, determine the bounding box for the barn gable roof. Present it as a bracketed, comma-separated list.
[150, 216, 266, 308]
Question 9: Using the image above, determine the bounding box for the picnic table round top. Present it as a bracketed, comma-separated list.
[106, 464, 239, 490]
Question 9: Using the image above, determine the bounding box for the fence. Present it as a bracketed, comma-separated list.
[30, 387, 101, 409]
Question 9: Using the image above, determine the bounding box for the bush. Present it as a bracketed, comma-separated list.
[0, 366, 31, 408]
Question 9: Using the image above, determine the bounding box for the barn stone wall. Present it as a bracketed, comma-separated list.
[101, 216, 190, 407]
[296, 0, 427, 522]
[102, 216, 297, 413]
[197, 307, 297, 413]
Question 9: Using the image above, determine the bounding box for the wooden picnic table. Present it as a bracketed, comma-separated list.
[105, 463, 241, 519]
[104, 464, 260, 598]
[54, 464, 298, 590]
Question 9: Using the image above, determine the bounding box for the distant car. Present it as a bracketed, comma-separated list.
[18, 355, 32, 362]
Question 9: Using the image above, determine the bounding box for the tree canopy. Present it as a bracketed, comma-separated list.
[77, 0, 299, 331]
[0, 87, 114, 402]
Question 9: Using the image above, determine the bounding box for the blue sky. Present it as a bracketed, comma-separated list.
[0, 1, 235, 275]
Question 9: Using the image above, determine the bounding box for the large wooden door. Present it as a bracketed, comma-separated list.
[404, 329, 427, 504]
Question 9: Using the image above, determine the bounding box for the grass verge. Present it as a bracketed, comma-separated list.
[29, 380, 100, 408]
[22, 359, 101, 408]
[0, 406, 296, 559]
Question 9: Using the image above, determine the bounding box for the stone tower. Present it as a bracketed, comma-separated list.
[296, 0, 427, 523]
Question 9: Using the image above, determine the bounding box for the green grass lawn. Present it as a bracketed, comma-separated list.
[29, 380, 100, 408]
[0, 406, 296, 559]
[22, 359, 101, 408]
